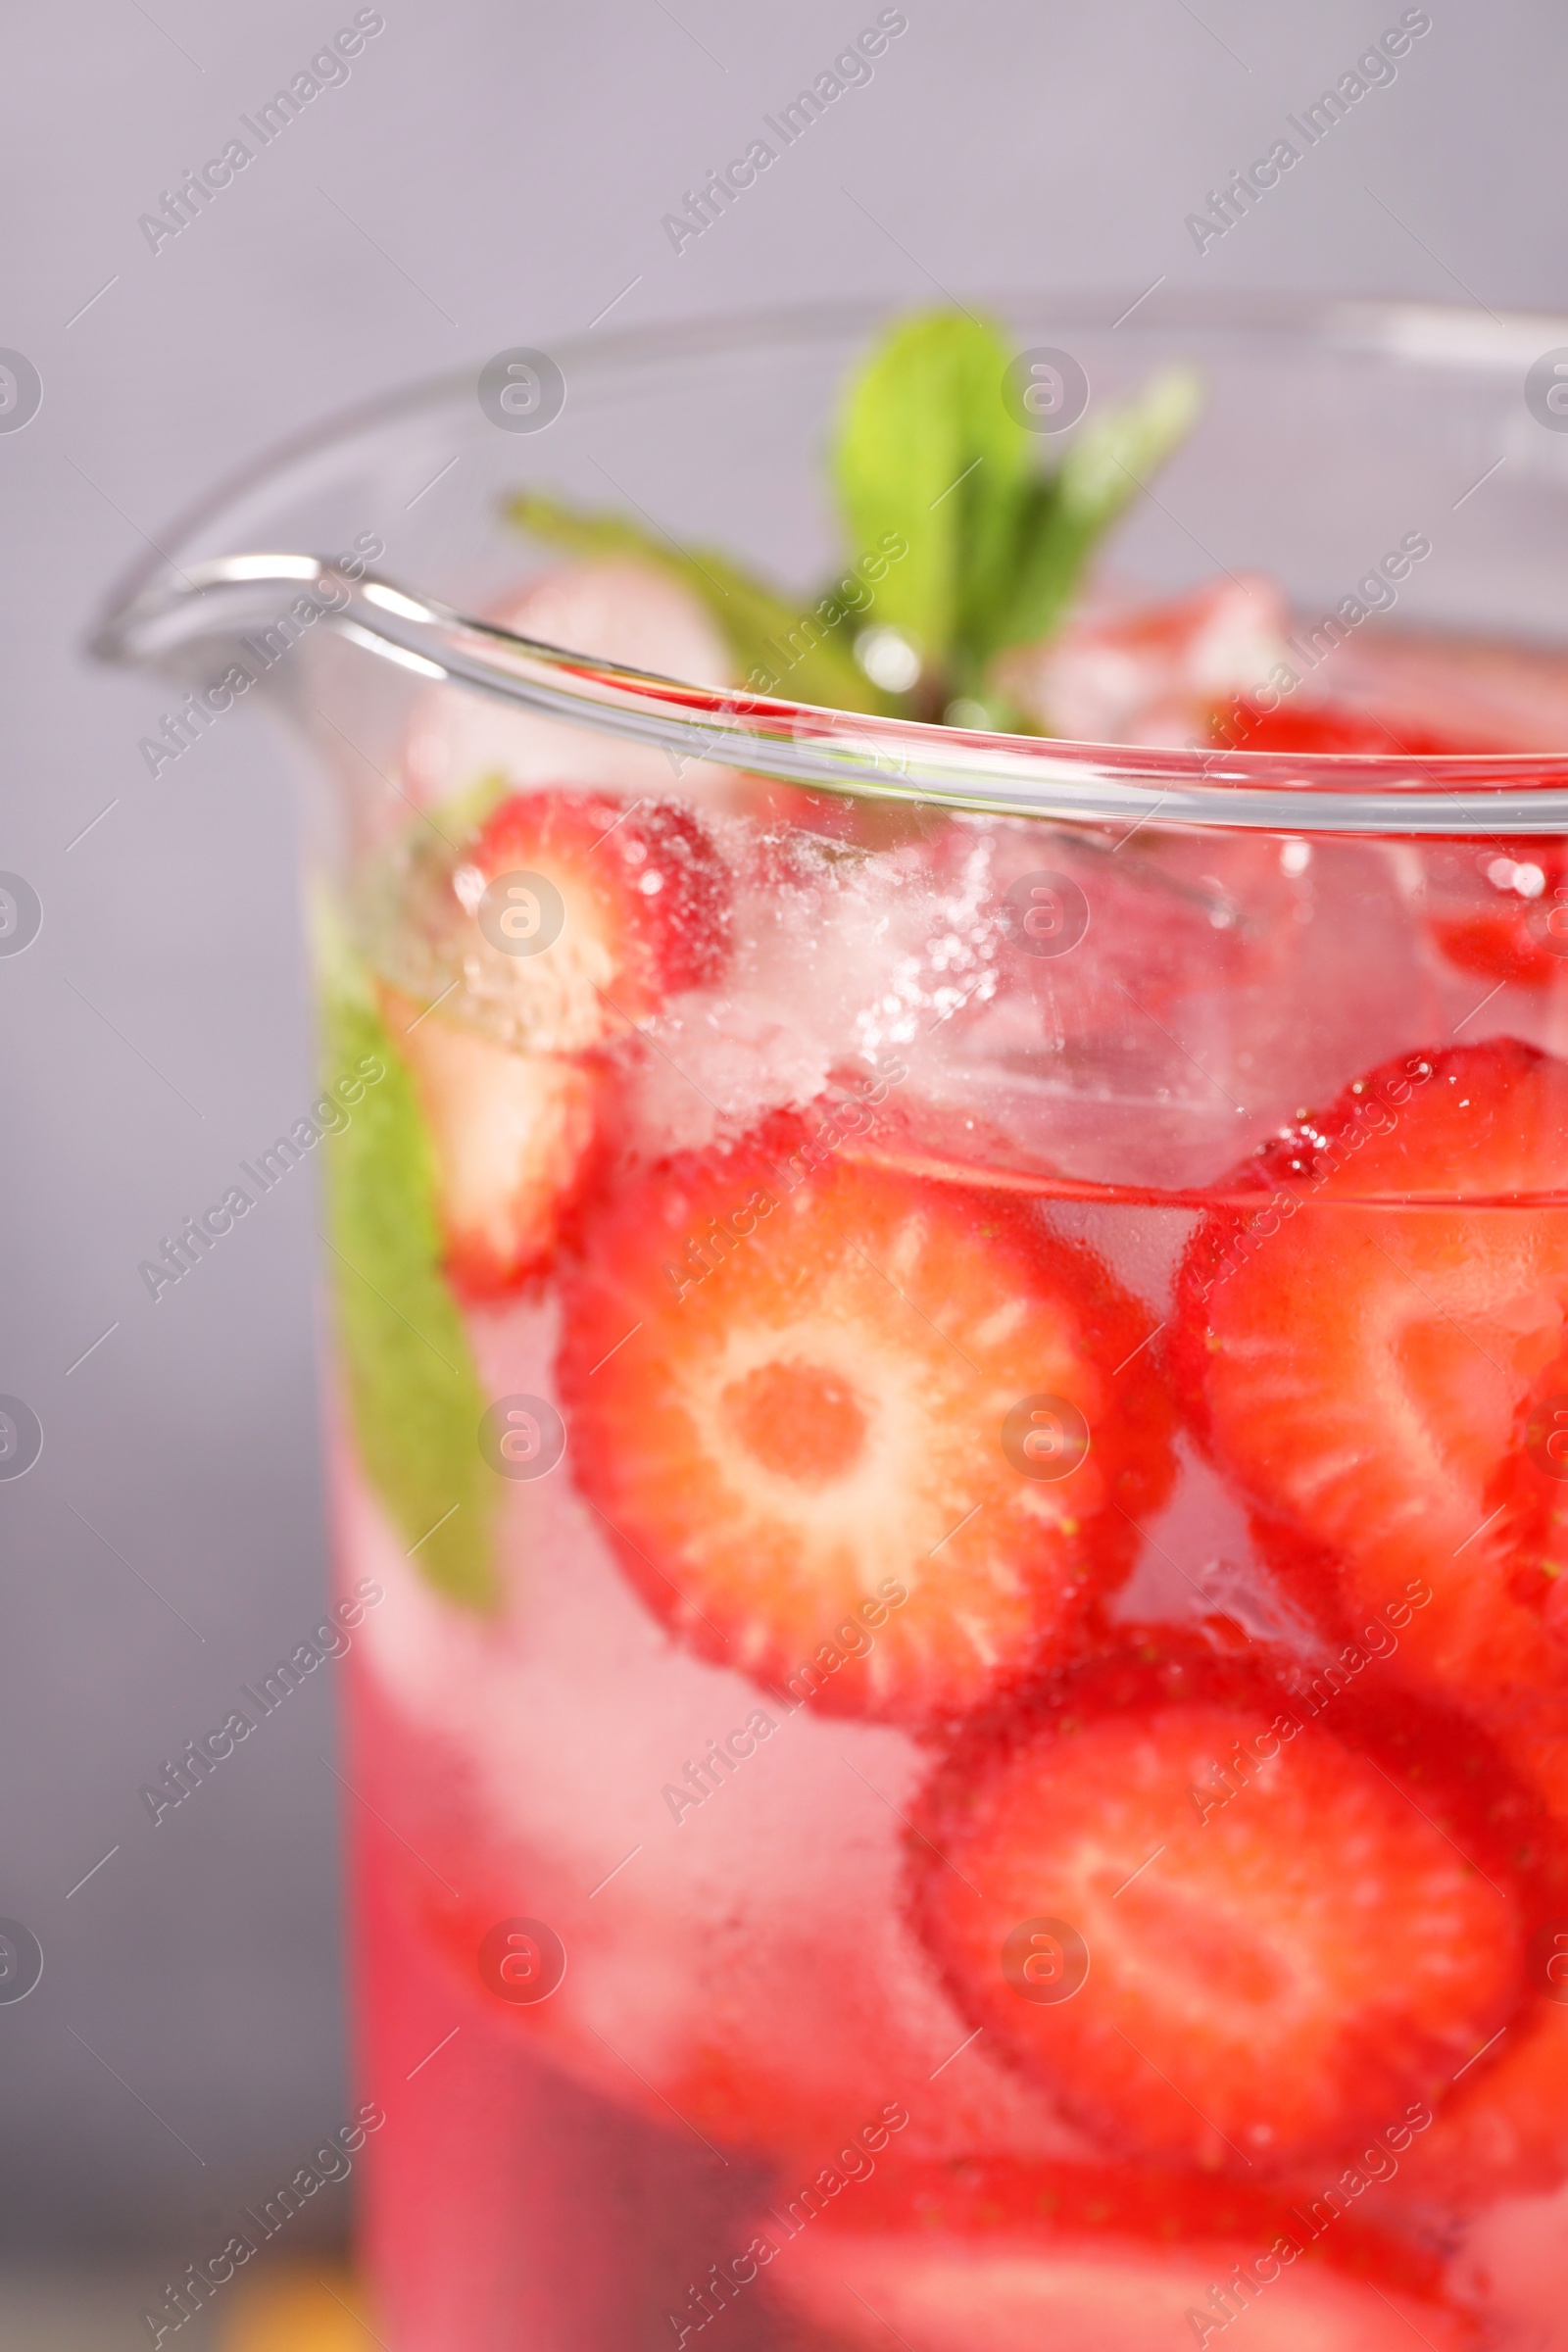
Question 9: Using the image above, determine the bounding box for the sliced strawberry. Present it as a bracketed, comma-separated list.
[454, 787, 730, 1048]
[911, 1644, 1529, 2175]
[1379, 1689, 1568, 2210]
[1205, 697, 1478, 757]
[378, 984, 600, 1294]
[556, 1113, 1174, 1726]
[756, 2156, 1479, 2352]
[1382, 1995, 1568, 2213]
[1421, 841, 1568, 988]
[1175, 1039, 1568, 1702]
[384, 787, 730, 1059]
[372, 788, 728, 1293]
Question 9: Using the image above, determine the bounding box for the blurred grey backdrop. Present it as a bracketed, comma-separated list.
[2, 0, 1566, 2276]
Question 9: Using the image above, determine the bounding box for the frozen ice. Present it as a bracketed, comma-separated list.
[381, 571, 1452, 1200]
[997, 573, 1292, 748]
[607, 805, 1446, 1191]
[903, 820, 1448, 1190]
[612, 814, 1006, 1158]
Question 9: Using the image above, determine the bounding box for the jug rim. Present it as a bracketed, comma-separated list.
[90, 289, 1568, 836]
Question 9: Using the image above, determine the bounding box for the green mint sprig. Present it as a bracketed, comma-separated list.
[833, 311, 1202, 724]
[502, 490, 891, 716]
[504, 309, 1200, 735]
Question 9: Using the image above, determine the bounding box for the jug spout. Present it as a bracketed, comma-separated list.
[94, 549, 764, 779]
[94, 553, 370, 677]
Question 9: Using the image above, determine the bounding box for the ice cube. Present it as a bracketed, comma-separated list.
[907, 821, 1446, 1190]
[997, 573, 1292, 747]
[611, 814, 1004, 1159]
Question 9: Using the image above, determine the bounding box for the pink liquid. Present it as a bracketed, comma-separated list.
[333, 784, 1568, 2348]
[337, 1195, 1568, 2351]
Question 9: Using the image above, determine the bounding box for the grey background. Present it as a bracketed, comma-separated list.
[2, 0, 1565, 2281]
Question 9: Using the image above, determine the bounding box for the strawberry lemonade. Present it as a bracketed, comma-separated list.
[90, 301, 1568, 2350]
[314, 497, 1568, 2350]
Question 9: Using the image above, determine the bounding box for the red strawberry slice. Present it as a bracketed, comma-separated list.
[911, 1645, 1529, 2175]
[1174, 1039, 1568, 1702]
[448, 787, 731, 1051]
[754, 2156, 1479, 2352]
[1383, 1990, 1568, 2213]
[556, 1113, 1174, 1726]
[1380, 1689, 1568, 2209]
[1421, 841, 1568, 988]
[379, 985, 599, 1295]
[1206, 697, 1478, 757]
[372, 788, 728, 1295]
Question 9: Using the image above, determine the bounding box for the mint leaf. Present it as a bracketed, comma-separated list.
[505, 324, 1201, 738]
[986, 366, 1204, 660]
[318, 972, 496, 1609]
[832, 310, 1031, 690]
[504, 490, 888, 716]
